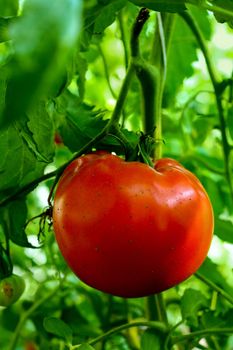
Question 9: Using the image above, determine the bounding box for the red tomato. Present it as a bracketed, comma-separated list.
[53, 151, 213, 298]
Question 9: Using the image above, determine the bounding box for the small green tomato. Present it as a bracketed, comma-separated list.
[0, 274, 25, 307]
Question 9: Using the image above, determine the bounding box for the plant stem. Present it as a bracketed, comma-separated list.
[108, 61, 135, 128]
[0, 8, 150, 209]
[98, 43, 117, 99]
[0, 127, 108, 209]
[195, 272, 233, 305]
[179, 11, 233, 200]
[9, 283, 61, 350]
[155, 293, 169, 326]
[150, 13, 176, 159]
[172, 327, 233, 345]
[118, 9, 130, 69]
[130, 8, 150, 58]
[72, 320, 167, 349]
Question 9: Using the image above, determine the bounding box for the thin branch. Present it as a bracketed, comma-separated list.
[172, 327, 233, 345]
[179, 11, 233, 200]
[73, 320, 167, 349]
[98, 43, 117, 99]
[9, 283, 62, 350]
[195, 272, 233, 305]
[0, 8, 150, 208]
[118, 9, 130, 69]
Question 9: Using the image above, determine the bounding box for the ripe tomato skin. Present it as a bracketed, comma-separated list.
[0, 274, 25, 307]
[53, 152, 214, 298]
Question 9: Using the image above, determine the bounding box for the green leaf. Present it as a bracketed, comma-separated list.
[213, 0, 233, 27]
[43, 317, 73, 343]
[57, 90, 139, 154]
[141, 330, 162, 350]
[214, 217, 233, 244]
[129, 0, 186, 12]
[1, 0, 82, 127]
[6, 199, 33, 248]
[165, 16, 197, 105]
[165, 8, 211, 105]
[0, 0, 19, 17]
[0, 18, 14, 43]
[57, 90, 107, 152]
[0, 101, 54, 197]
[94, 0, 127, 33]
[180, 288, 208, 327]
[78, 344, 95, 350]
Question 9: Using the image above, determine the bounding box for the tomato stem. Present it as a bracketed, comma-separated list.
[135, 13, 176, 159]
[0, 8, 151, 209]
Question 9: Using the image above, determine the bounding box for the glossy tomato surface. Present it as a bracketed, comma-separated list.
[53, 151, 214, 298]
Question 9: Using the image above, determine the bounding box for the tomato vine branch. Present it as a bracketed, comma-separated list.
[0, 7, 150, 209]
[171, 327, 233, 346]
[118, 9, 130, 69]
[98, 43, 117, 99]
[195, 272, 233, 305]
[76, 320, 167, 348]
[9, 283, 63, 350]
[179, 11, 233, 201]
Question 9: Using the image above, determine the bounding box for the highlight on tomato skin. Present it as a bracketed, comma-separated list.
[53, 151, 214, 298]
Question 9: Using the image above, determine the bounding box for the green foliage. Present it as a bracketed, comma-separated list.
[0, 0, 19, 17]
[0, 101, 55, 197]
[140, 329, 162, 349]
[180, 288, 208, 327]
[1, 0, 82, 127]
[0, 0, 232, 349]
[43, 317, 73, 343]
[129, 0, 186, 12]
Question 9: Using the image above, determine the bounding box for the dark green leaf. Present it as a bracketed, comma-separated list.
[1, 307, 20, 331]
[57, 91, 107, 152]
[0, 18, 15, 43]
[201, 310, 233, 329]
[57, 90, 139, 154]
[180, 288, 208, 327]
[0, 101, 54, 196]
[43, 317, 73, 343]
[94, 0, 126, 33]
[6, 199, 33, 248]
[1, 0, 82, 127]
[0, 0, 19, 17]
[129, 0, 186, 12]
[213, 0, 233, 27]
[141, 329, 162, 350]
[214, 217, 233, 244]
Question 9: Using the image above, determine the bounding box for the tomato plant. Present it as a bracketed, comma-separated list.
[0, 274, 25, 307]
[53, 151, 213, 297]
[0, 1, 233, 349]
